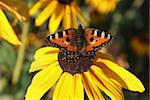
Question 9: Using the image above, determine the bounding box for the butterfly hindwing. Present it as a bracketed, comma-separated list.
[46, 28, 78, 51]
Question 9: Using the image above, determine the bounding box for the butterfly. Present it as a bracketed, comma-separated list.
[45, 24, 112, 57]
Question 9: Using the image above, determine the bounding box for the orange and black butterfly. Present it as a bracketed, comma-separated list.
[46, 24, 112, 56]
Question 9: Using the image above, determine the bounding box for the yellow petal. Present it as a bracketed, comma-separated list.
[99, 2, 107, 14]
[29, 1, 44, 16]
[30, 54, 58, 72]
[90, 65, 124, 99]
[97, 59, 145, 93]
[94, 52, 116, 63]
[82, 71, 104, 100]
[34, 47, 59, 59]
[25, 65, 62, 100]
[70, 5, 77, 28]
[0, 9, 21, 45]
[92, 75, 117, 100]
[71, 3, 88, 27]
[63, 5, 71, 29]
[94, 62, 127, 88]
[98, 0, 116, 14]
[30, 60, 59, 73]
[73, 74, 84, 100]
[49, 4, 64, 33]
[1, 0, 29, 21]
[53, 72, 73, 100]
[90, 65, 123, 100]
[35, 1, 58, 26]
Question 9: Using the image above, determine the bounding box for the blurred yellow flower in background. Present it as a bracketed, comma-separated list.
[0, 9, 21, 45]
[30, 0, 88, 33]
[130, 36, 149, 56]
[86, 0, 117, 14]
[25, 47, 145, 100]
[0, 0, 29, 45]
[0, 1, 22, 45]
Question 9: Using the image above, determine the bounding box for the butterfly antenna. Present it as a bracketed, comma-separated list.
[77, 24, 84, 33]
[78, 24, 82, 29]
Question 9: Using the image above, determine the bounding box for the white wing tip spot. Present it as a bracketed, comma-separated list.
[94, 30, 98, 36]
[107, 34, 111, 39]
[50, 36, 52, 40]
[55, 33, 59, 38]
[101, 31, 105, 38]
[63, 31, 66, 36]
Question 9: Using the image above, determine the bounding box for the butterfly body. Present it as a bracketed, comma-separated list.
[76, 24, 86, 50]
[46, 25, 112, 61]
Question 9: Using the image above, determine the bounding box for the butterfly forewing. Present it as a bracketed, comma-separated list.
[46, 26, 113, 56]
[82, 28, 112, 52]
[46, 28, 78, 51]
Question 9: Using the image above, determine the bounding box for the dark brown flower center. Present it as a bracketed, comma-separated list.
[58, 51, 94, 74]
[58, 0, 73, 4]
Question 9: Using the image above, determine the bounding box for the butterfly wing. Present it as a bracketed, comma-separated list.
[46, 28, 78, 51]
[82, 28, 112, 53]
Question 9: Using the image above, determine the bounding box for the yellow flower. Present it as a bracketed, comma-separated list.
[25, 47, 145, 100]
[0, 0, 29, 45]
[86, 0, 117, 14]
[30, 0, 88, 33]
[0, 2, 21, 45]
[130, 36, 149, 56]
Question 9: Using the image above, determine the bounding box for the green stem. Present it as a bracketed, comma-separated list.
[12, 22, 30, 85]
